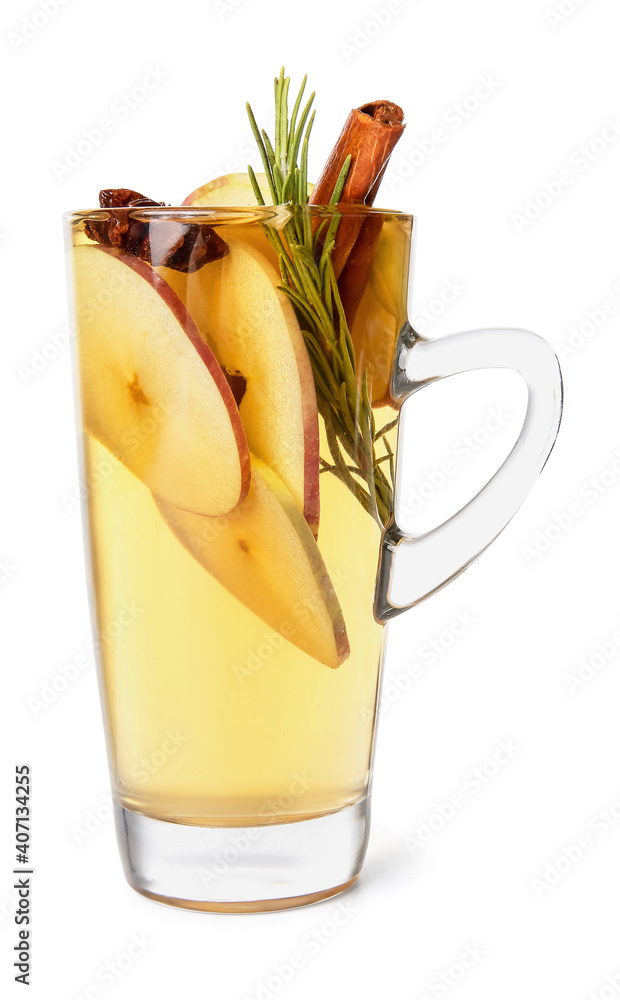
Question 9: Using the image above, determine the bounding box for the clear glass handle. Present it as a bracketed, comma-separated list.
[374, 323, 563, 621]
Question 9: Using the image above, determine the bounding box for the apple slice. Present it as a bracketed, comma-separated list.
[182, 172, 314, 207]
[183, 172, 273, 207]
[350, 219, 410, 405]
[156, 457, 349, 668]
[72, 244, 250, 515]
[159, 238, 320, 534]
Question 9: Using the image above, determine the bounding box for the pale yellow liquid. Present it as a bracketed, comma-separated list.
[86, 429, 389, 825]
[76, 213, 409, 827]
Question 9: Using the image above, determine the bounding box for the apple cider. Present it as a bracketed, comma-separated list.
[68, 207, 412, 827]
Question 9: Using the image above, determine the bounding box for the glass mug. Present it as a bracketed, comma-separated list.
[64, 205, 562, 912]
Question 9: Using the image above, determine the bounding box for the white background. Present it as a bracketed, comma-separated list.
[2, 0, 620, 997]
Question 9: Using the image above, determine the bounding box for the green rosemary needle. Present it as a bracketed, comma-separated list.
[247, 69, 395, 528]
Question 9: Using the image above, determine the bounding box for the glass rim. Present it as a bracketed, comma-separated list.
[63, 204, 414, 225]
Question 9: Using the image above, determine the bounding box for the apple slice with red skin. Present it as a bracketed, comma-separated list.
[72, 243, 250, 516]
[156, 456, 349, 668]
[158, 238, 321, 535]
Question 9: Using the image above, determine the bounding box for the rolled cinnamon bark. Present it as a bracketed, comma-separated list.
[336, 213, 385, 326]
[309, 100, 405, 281]
[310, 100, 405, 208]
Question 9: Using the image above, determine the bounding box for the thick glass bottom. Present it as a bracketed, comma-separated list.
[114, 797, 369, 913]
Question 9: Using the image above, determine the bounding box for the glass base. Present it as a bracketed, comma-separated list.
[114, 797, 369, 912]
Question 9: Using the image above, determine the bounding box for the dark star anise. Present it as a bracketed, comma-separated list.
[85, 188, 228, 272]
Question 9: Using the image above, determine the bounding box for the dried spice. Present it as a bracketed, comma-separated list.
[309, 100, 405, 326]
[221, 368, 247, 407]
[85, 188, 228, 273]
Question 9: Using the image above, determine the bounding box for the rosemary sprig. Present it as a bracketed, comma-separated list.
[247, 69, 394, 527]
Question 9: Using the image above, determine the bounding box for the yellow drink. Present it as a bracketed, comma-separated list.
[85, 425, 390, 824]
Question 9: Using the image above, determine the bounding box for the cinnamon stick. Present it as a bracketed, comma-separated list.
[310, 100, 405, 282]
[336, 213, 384, 326]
